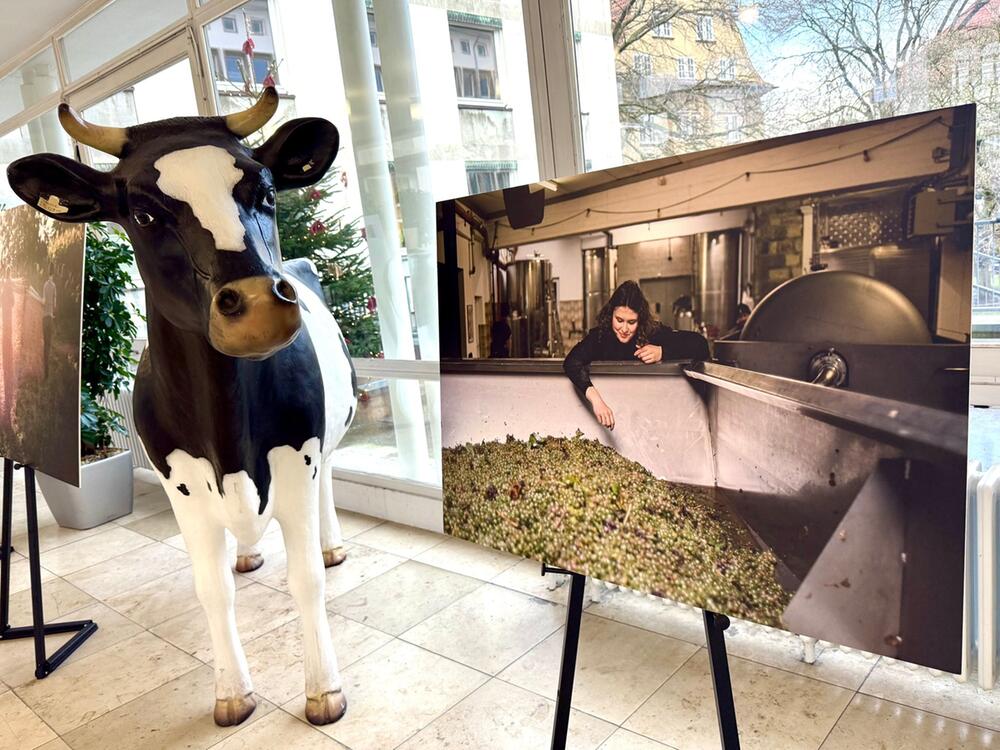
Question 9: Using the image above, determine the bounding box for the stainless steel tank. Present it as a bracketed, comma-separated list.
[582, 247, 616, 331]
[507, 257, 552, 357]
[695, 230, 741, 333]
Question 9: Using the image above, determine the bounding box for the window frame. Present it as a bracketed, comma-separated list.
[696, 15, 715, 42]
[449, 23, 502, 103]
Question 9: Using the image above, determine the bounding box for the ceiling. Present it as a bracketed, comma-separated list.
[0, 0, 93, 73]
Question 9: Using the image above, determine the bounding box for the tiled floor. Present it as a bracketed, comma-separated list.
[2, 474, 999, 749]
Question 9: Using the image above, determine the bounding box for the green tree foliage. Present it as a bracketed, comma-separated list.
[277, 176, 382, 357]
[81, 223, 138, 454]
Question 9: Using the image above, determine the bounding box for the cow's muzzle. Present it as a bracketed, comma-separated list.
[209, 275, 301, 358]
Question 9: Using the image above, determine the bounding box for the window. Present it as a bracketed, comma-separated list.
[696, 16, 715, 42]
[248, 17, 266, 35]
[675, 111, 697, 138]
[677, 57, 696, 80]
[725, 113, 743, 143]
[653, 21, 672, 38]
[224, 53, 245, 83]
[467, 167, 513, 194]
[719, 58, 735, 81]
[633, 52, 652, 77]
[251, 54, 274, 84]
[222, 16, 237, 33]
[375, 65, 384, 93]
[451, 26, 499, 100]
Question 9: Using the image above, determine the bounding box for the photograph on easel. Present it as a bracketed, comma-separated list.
[437, 104, 974, 673]
[0, 206, 84, 486]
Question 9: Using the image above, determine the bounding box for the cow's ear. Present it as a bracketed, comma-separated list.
[254, 118, 339, 191]
[6, 154, 117, 223]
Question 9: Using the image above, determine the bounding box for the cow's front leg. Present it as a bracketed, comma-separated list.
[275, 447, 346, 725]
[168, 488, 256, 726]
[319, 461, 347, 568]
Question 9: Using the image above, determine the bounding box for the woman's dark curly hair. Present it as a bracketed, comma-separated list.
[596, 280, 659, 346]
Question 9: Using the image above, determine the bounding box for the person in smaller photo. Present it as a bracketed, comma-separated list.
[719, 303, 752, 341]
[563, 280, 708, 429]
[42, 264, 57, 378]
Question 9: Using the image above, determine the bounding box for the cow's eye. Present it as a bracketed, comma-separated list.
[133, 210, 155, 227]
[261, 188, 276, 209]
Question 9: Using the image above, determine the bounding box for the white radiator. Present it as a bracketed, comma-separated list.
[969, 460, 1000, 688]
[99, 390, 154, 471]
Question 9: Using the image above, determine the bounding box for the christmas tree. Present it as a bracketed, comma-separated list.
[277, 176, 382, 358]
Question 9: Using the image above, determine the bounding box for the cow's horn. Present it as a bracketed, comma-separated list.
[225, 86, 279, 138]
[57, 103, 127, 157]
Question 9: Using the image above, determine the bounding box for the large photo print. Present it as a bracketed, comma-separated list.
[438, 105, 974, 672]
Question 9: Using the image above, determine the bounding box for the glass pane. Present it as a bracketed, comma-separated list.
[0, 48, 60, 126]
[0, 110, 73, 212]
[330, 375, 439, 486]
[61, 0, 188, 81]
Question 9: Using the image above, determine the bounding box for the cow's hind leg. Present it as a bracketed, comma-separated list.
[234, 541, 264, 573]
[275, 445, 346, 725]
[168, 487, 256, 726]
[320, 461, 347, 568]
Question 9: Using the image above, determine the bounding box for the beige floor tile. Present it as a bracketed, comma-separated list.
[152, 582, 299, 662]
[0, 601, 142, 688]
[499, 614, 699, 724]
[402, 585, 565, 674]
[15, 631, 200, 734]
[337, 509, 384, 539]
[211, 709, 349, 749]
[283, 639, 487, 750]
[586, 588, 706, 646]
[121, 486, 172, 522]
[162, 529, 239, 556]
[822, 693, 998, 749]
[232, 525, 287, 584]
[62, 664, 275, 750]
[598, 729, 675, 749]
[4, 558, 56, 596]
[11, 522, 115, 554]
[64, 541, 190, 600]
[5, 577, 90, 624]
[241, 614, 391, 706]
[38, 527, 152, 576]
[0, 691, 57, 750]
[724, 619, 878, 691]
[36, 739, 71, 750]
[491, 558, 571, 604]
[323, 543, 407, 599]
[329, 560, 482, 635]
[122, 508, 181, 541]
[105, 566, 251, 629]
[414, 537, 521, 581]
[350, 522, 445, 558]
[860, 657, 1000, 732]
[398, 678, 615, 750]
[625, 650, 853, 750]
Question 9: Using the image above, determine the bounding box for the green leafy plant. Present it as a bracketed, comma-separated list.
[81, 223, 139, 457]
[277, 175, 382, 357]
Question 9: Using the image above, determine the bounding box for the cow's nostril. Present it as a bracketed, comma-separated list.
[216, 287, 244, 317]
[274, 278, 297, 304]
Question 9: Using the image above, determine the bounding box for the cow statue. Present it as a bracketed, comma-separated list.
[7, 88, 357, 727]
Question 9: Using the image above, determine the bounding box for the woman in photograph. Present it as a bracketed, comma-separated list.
[563, 280, 709, 429]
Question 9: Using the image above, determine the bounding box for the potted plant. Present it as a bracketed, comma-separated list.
[38, 223, 139, 529]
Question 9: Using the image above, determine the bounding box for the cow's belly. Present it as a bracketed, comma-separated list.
[291, 277, 357, 455]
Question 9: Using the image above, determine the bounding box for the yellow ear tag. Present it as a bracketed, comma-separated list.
[302, 160, 314, 173]
[38, 195, 69, 214]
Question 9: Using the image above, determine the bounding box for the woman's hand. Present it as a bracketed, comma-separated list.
[635, 344, 662, 364]
[585, 387, 615, 430]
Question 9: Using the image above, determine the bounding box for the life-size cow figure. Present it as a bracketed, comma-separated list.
[7, 88, 357, 727]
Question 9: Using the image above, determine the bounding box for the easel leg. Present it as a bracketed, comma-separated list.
[0, 458, 12, 631]
[546, 567, 586, 750]
[0, 461, 98, 678]
[704, 610, 741, 750]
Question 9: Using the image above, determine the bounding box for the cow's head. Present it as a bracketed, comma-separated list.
[6, 87, 339, 359]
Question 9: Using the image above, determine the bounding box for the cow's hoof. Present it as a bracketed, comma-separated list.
[235, 553, 264, 573]
[214, 693, 257, 727]
[305, 690, 347, 725]
[322, 547, 347, 567]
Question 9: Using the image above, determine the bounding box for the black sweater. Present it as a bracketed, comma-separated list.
[562, 325, 709, 392]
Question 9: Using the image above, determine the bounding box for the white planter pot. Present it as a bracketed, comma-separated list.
[37, 450, 134, 530]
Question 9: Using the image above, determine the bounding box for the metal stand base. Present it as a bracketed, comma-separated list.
[544, 565, 741, 750]
[0, 458, 97, 679]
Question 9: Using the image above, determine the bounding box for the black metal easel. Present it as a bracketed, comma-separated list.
[0, 458, 97, 679]
[545, 566, 741, 750]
